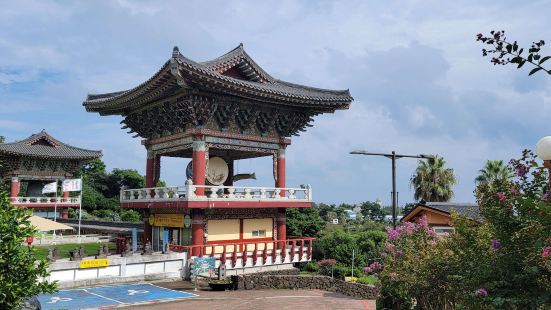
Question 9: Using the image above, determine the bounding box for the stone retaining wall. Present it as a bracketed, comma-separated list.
[236, 271, 380, 299]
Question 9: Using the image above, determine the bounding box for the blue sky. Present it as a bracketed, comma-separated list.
[1, 0, 551, 205]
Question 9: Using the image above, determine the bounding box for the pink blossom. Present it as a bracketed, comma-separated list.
[542, 246, 551, 258]
[496, 192, 506, 201]
[418, 215, 429, 229]
[386, 228, 400, 240]
[403, 222, 415, 235]
[364, 262, 383, 274]
[475, 288, 488, 297]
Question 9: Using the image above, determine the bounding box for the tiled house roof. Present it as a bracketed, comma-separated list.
[402, 202, 482, 223]
[423, 202, 482, 221]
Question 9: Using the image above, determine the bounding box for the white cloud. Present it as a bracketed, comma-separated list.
[0, 0, 549, 205]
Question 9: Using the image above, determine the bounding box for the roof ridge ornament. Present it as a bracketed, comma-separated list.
[170, 47, 186, 87]
[172, 46, 180, 59]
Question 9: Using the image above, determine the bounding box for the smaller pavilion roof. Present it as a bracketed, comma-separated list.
[0, 130, 102, 160]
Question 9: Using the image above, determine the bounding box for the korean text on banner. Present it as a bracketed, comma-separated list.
[42, 181, 57, 194]
[62, 179, 82, 192]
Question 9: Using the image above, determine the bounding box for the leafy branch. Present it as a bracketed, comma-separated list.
[476, 30, 551, 76]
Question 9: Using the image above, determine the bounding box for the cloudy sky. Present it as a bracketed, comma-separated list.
[1, 0, 550, 206]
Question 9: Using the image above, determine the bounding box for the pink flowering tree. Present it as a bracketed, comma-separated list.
[468, 150, 551, 307]
[377, 150, 551, 309]
[377, 216, 460, 309]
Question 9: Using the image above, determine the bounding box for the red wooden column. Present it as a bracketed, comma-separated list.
[275, 147, 286, 196]
[62, 191, 69, 202]
[277, 209, 286, 250]
[144, 150, 157, 244]
[10, 177, 20, 202]
[191, 210, 205, 256]
[145, 152, 156, 188]
[192, 139, 207, 196]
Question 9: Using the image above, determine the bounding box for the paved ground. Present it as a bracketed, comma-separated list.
[144, 281, 376, 310]
[38, 281, 376, 310]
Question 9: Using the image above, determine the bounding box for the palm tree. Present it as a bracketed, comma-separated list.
[410, 155, 457, 202]
[475, 160, 514, 186]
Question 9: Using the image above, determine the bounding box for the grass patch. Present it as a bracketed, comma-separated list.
[34, 242, 116, 261]
[356, 275, 380, 285]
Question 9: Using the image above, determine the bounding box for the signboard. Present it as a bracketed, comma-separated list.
[62, 179, 82, 192]
[80, 259, 109, 269]
[184, 215, 191, 228]
[193, 257, 216, 277]
[151, 214, 184, 227]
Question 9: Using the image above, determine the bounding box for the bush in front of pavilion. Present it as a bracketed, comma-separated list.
[0, 190, 57, 309]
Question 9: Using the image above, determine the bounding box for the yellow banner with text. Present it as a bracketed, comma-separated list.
[150, 214, 184, 228]
[80, 259, 109, 269]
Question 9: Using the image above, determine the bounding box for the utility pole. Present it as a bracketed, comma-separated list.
[350, 150, 434, 228]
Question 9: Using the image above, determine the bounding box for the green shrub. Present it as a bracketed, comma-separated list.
[301, 261, 319, 273]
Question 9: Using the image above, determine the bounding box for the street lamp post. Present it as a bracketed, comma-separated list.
[536, 136, 551, 189]
[350, 150, 434, 228]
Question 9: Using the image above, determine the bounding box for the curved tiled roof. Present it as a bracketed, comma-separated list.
[84, 45, 353, 115]
[0, 130, 102, 159]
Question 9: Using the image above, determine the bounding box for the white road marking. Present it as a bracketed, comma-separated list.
[127, 289, 149, 295]
[47, 297, 72, 303]
[84, 289, 124, 304]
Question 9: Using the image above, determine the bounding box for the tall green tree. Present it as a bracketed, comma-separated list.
[359, 201, 387, 222]
[286, 207, 325, 238]
[475, 160, 514, 187]
[410, 155, 456, 202]
[0, 191, 56, 308]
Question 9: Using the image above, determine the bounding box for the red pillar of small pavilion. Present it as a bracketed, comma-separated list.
[192, 139, 206, 196]
[10, 177, 20, 201]
[61, 208, 69, 219]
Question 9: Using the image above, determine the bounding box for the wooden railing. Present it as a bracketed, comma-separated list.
[120, 182, 312, 203]
[169, 237, 315, 268]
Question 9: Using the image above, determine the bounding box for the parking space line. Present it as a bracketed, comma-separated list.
[84, 289, 124, 304]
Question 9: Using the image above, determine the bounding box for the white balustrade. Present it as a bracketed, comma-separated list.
[12, 196, 81, 205]
[119, 181, 312, 203]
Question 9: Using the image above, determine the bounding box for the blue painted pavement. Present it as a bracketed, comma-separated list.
[38, 283, 196, 309]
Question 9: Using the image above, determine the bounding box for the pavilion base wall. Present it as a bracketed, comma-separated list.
[236, 272, 380, 300]
[45, 252, 187, 289]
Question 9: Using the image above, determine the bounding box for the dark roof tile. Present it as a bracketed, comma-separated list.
[0, 130, 102, 159]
